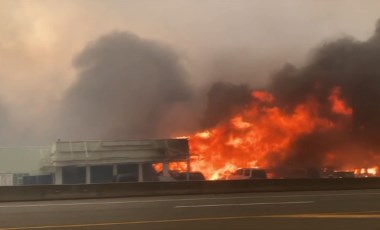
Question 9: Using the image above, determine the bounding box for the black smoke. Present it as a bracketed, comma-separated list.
[54, 19, 380, 175]
[268, 20, 380, 173]
[199, 20, 380, 176]
[58, 31, 195, 140]
[273, 20, 380, 137]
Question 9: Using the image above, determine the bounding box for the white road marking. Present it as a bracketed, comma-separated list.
[175, 200, 315, 208]
[263, 210, 380, 218]
[2, 211, 380, 230]
[0, 216, 275, 230]
[0, 191, 379, 208]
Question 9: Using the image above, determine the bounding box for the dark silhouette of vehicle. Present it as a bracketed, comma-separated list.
[332, 171, 355, 178]
[113, 163, 159, 182]
[113, 173, 138, 182]
[157, 170, 205, 181]
[176, 172, 205, 181]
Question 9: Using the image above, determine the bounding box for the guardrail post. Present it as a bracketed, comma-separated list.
[138, 163, 143, 182]
[54, 167, 62, 185]
[186, 154, 190, 181]
[86, 166, 91, 184]
[113, 164, 117, 176]
[163, 162, 169, 176]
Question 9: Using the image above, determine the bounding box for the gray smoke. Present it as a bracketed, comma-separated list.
[58, 31, 195, 140]
[201, 81, 252, 129]
[2, 17, 380, 179]
[0, 101, 11, 145]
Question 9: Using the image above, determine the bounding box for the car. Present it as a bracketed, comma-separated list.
[332, 171, 355, 178]
[228, 168, 267, 180]
[112, 173, 138, 182]
[175, 172, 205, 181]
[157, 170, 205, 181]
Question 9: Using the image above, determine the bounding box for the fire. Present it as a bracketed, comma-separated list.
[328, 87, 352, 115]
[353, 166, 379, 177]
[185, 89, 346, 179]
[170, 86, 379, 180]
[191, 87, 376, 179]
[209, 163, 238, 180]
[367, 167, 378, 175]
[252, 91, 274, 103]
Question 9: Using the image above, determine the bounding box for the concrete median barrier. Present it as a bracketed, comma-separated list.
[1, 178, 380, 202]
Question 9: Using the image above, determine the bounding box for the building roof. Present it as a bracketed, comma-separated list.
[42, 139, 189, 168]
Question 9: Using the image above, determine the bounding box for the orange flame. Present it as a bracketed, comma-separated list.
[171, 87, 378, 180]
[329, 87, 352, 115]
[252, 91, 274, 103]
[186, 90, 349, 179]
[352, 166, 379, 177]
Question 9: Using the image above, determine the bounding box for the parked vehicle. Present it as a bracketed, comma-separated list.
[112, 173, 138, 182]
[157, 170, 205, 181]
[176, 172, 205, 181]
[331, 171, 355, 178]
[228, 168, 267, 180]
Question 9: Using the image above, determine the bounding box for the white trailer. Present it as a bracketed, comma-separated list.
[0, 172, 13, 186]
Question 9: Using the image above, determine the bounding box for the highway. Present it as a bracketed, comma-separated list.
[1, 189, 380, 229]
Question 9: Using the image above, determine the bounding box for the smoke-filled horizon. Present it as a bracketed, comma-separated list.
[191, 19, 380, 177]
[271, 19, 380, 173]
[47, 18, 380, 178]
[1, 1, 380, 148]
[57, 31, 198, 140]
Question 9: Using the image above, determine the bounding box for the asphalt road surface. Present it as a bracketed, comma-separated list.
[1, 189, 380, 230]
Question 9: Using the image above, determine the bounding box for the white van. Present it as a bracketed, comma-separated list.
[228, 168, 267, 180]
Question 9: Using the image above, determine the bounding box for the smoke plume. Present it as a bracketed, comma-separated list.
[0, 102, 11, 145]
[58, 31, 194, 140]
[278, 21, 380, 122]
[201, 82, 252, 129]
[270, 20, 380, 170]
[198, 20, 380, 176]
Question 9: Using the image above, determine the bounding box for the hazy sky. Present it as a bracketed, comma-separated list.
[1, 0, 380, 144]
